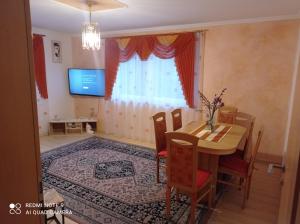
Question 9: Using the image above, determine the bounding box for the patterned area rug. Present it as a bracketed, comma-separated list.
[41, 137, 210, 224]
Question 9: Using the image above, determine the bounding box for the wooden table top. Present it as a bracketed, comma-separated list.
[177, 121, 247, 155]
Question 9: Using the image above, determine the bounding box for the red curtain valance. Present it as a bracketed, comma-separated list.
[33, 34, 48, 99]
[105, 33, 195, 107]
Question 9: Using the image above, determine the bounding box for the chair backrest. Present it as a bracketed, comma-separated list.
[166, 132, 199, 192]
[152, 112, 167, 154]
[248, 127, 264, 176]
[171, 108, 182, 131]
[235, 112, 256, 156]
[218, 106, 238, 124]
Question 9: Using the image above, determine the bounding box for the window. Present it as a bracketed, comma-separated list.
[111, 54, 187, 107]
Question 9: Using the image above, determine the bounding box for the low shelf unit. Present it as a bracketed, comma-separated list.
[49, 118, 97, 135]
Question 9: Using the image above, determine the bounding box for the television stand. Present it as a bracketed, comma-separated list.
[49, 118, 97, 135]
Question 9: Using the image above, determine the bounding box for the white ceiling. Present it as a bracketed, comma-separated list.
[30, 0, 300, 34]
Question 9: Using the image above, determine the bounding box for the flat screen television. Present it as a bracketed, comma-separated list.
[68, 68, 105, 97]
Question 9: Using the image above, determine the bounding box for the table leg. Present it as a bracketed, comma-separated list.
[208, 154, 219, 206]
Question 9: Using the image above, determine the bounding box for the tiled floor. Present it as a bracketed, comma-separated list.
[40, 133, 281, 224]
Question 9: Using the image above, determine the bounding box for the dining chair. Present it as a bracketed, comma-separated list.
[171, 108, 182, 131]
[165, 132, 212, 223]
[152, 112, 168, 183]
[234, 112, 256, 159]
[218, 106, 238, 124]
[217, 128, 264, 209]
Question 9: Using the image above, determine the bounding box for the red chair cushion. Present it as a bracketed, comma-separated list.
[219, 155, 249, 175]
[158, 150, 168, 158]
[196, 170, 211, 187]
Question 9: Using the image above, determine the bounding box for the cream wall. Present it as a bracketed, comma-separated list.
[203, 20, 300, 156]
[35, 85, 49, 136]
[33, 27, 75, 135]
[72, 37, 105, 69]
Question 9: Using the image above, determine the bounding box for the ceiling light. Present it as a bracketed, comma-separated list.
[82, 2, 101, 50]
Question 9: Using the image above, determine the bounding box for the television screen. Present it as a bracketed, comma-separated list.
[68, 68, 105, 97]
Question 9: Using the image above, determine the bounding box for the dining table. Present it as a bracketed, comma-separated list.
[176, 120, 247, 205]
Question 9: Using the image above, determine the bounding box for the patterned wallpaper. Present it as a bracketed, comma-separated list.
[36, 85, 49, 136]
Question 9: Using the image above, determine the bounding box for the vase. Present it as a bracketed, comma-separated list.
[207, 115, 215, 133]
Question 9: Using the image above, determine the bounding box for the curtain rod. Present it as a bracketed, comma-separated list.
[103, 29, 208, 39]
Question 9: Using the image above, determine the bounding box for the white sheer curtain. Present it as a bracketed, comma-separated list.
[102, 53, 199, 143]
[112, 54, 187, 107]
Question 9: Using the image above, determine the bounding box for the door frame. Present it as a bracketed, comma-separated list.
[291, 150, 300, 224]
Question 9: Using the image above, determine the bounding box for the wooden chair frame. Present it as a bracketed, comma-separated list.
[217, 128, 263, 209]
[152, 112, 167, 183]
[217, 106, 238, 124]
[171, 108, 182, 131]
[165, 132, 213, 223]
[235, 112, 256, 159]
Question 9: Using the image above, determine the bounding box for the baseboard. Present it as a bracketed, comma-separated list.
[256, 152, 282, 164]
